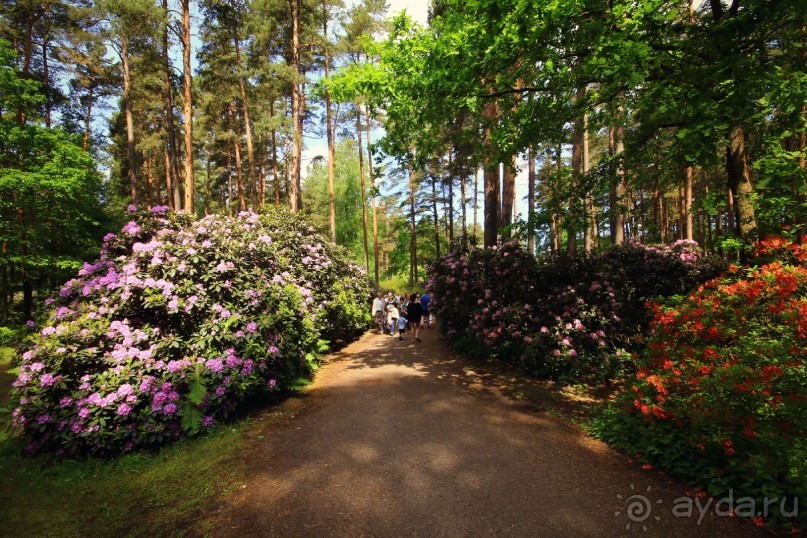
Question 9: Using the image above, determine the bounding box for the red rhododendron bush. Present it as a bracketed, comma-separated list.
[593, 237, 807, 530]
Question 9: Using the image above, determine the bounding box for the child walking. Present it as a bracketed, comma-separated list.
[396, 315, 408, 340]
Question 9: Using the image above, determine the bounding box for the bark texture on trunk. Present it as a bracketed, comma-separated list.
[483, 99, 500, 248]
[122, 35, 139, 206]
[289, 0, 303, 212]
[181, 0, 195, 214]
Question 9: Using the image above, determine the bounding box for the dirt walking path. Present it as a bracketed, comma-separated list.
[210, 327, 768, 537]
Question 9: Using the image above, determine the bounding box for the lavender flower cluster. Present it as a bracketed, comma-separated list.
[11, 207, 370, 455]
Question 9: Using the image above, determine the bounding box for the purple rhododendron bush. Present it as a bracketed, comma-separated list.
[11, 207, 371, 455]
[427, 240, 726, 382]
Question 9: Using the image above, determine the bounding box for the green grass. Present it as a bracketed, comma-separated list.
[378, 276, 422, 296]
[0, 349, 250, 537]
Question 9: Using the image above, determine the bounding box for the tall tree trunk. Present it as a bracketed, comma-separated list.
[483, 98, 500, 248]
[356, 110, 370, 272]
[609, 113, 626, 245]
[366, 106, 380, 284]
[83, 87, 93, 152]
[501, 156, 516, 235]
[164, 128, 172, 208]
[447, 172, 455, 247]
[289, 0, 303, 212]
[205, 153, 211, 216]
[527, 146, 535, 254]
[231, 7, 257, 210]
[684, 166, 694, 240]
[460, 166, 468, 249]
[121, 35, 139, 206]
[409, 163, 418, 285]
[17, 8, 46, 124]
[226, 139, 233, 212]
[554, 145, 563, 252]
[726, 125, 757, 239]
[270, 100, 280, 207]
[43, 39, 51, 128]
[231, 103, 246, 211]
[473, 168, 479, 242]
[568, 88, 586, 256]
[181, 0, 195, 214]
[163, 0, 182, 211]
[324, 19, 337, 243]
[145, 152, 154, 206]
[432, 175, 441, 258]
[583, 112, 594, 253]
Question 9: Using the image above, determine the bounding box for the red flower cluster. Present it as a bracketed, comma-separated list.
[601, 236, 807, 529]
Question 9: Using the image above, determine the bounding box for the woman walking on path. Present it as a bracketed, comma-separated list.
[372, 292, 386, 334]
[406, 293, 422, 343]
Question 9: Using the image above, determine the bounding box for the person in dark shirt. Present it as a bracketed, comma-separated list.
[406, 293, 422, 343]
[419, 293, 431, 328]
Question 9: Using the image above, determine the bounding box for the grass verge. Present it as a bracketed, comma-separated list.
[0, 348, 251, 538]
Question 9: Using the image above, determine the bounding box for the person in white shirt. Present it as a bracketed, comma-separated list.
[386, 303, 399, 336]
[372, 292, 386, 334]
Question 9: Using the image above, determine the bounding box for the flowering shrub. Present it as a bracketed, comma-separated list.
[11, 207, 370, 455]
[428, 240, 725, 382]
[592, 237, 807, 530]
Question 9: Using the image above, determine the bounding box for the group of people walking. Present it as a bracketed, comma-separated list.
[371, 291, 431, 343]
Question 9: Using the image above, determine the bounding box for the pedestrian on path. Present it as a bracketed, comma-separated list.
[406, 293, 422, 343]
[372, 292, 386, 334]
[396, 315, 408, 340]
[386, 303, 399, 336]
[420, 293, 431, 328]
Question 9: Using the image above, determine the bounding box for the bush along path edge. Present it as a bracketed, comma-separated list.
[8, 206, 372, 456]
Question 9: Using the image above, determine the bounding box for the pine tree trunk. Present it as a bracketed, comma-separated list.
[568, 88, 586, 256]
[231, 103, 246, 212]
[409, 163, 419, 285]
[432, 175, 441, 258]
[181, 0, 194, 214]
[609, 117, 627, 245]
[271, 100, 280, 207]
[226, 140, 233, 212]
[502, 157, 516, 234]
[83, 87, 93, 152]
[685, 166, 694, 240]
[205, 155, 211, 216]
[145, 152, 154, 206]
[357, 110, 370, 273]
[324, 29, 336, 243]
[366, 107, 380, 284]
[726, 125, 757, 240]
[448, 177, 455, 247]
[43, 39, 51, 128]
[289, 0, 303, 212]
[121, 35, 139, 206]
[460, 167, 468, 250]
[473, 168, 479, 242]
[163, 0, 182, 211]
[583, 112, 593, 253]
[483, 98, 500, 248]
[527, 146, 535, 254]
[232, 7, 257, 210]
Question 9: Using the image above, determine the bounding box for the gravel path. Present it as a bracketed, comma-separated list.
[210, 327, 769, 537]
